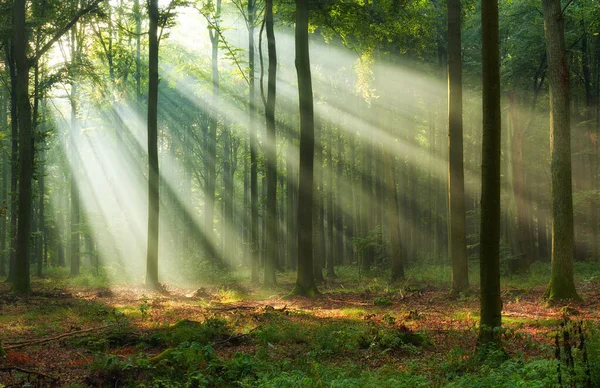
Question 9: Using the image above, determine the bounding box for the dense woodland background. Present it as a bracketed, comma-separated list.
[2, 0, 598, 290]
[1, 0, 600, 384]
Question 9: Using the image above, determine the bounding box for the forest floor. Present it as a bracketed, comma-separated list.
[1, 265, 599, 387]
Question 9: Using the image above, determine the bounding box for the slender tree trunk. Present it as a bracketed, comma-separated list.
[69, 24, 81, 277]
[335, 127, 344, 266]
[146, 0, 160, 288]
[248, 0, 259, 282]
[448, 0, 469, 296]
[264, 0, 277, 286]
[326, 126, 335, 277]
[286, 140, 297, 270]
[291, 0, 318, 297]
[6, 46, 18, 283]
[361, 138, 374, 270]
[134, 0, 142, 104]
[387, 149, 403, 282]
[479, 0, 502, 345]
[0, 95, 7, 277]
[13, 0, 33, 293]
[313, 123, 324, 283]
[542, 0, 580, 301]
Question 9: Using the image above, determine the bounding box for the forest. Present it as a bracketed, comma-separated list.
[0, 0, 599, 386]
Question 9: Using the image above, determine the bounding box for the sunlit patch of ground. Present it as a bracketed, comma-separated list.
[0, 274, 599, 386]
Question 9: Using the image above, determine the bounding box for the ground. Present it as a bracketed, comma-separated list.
[0, 264, 599, 387]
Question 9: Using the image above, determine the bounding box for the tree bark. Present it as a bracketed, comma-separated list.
[326, 126, 335, 277]
[248, 0, 259, 282]
[0, 93, 7, 277]
[146, 0, 160, 288]
[13, 0, 33, 293]
[447, 0, 469, 296]
[291, 0, 318, 297]
[264, 0, 277, 286]
[387, 148, 403, 282]
[542, 0, 580, 301]
[478, 0, 502, 345]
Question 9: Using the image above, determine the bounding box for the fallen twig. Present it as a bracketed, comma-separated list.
[5, 324, 113, 350]
[211, 327, 258, 346]
[0, 366, 59, 382]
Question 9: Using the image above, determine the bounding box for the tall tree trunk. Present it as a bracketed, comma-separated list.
[286, 140, 297, 270]
[479, 0, 502, 345]
[291, 0, 318, 297]
[146, 0, 160, 288]
[0, 94, 7, 277]
[70, 24, 81, 277]
[361, 137, 374, 271]
[542, 0, 580, 301]
[222, 124, 234, 263]
[264, 0, 277, 286]
[326, 126, 335, 277]
[313, 122, 324, 283]
[335, 127, 344, 266]
[387, 149, 403, 282]
[13, 0, 33, 293]
[448, 0, 469, 296]
[134, 0, 142, 104]
[6, 45, 18, 283]
[248, 0, 259, 282]
[206, 0, 221, 265]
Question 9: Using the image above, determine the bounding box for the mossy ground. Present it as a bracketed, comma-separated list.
[1, 263, 599, 386]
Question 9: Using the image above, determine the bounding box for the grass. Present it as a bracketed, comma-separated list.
[1, 261, 600, 387]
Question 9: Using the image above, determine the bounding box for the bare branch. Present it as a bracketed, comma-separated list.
[33, 0, 105, 65]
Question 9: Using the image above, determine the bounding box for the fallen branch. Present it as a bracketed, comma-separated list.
[211, 327, 258, 346]
[0, 366, 59, 382]
[5, 324, 113, 350]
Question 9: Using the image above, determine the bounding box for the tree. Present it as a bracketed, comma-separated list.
[263, 0, 277, 286]
[542, 0, 580, 301]
[10, 0, 104, 293]
[478, 0, 502, 345]
[387, 146, 403, 283]
[291, 0, 318, 297]
[447, 0, 468, 296]
[248, 0, 260, 283]
[146, 0, 160, 288]
[70, 20, 83, 277]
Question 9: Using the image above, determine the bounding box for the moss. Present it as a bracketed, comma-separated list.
[149, 347, 175, 364]
[545, 280, 582, 303]
[286, 284, 320, 298]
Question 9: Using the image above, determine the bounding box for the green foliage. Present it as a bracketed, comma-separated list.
[373, 296, 393, 306]
[154, 317, 231, 347]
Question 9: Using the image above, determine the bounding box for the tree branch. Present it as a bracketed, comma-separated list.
[32, 0, 105, 65]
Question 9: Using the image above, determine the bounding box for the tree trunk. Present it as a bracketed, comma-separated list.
[13, 0, 33, 293]
[291, 0, 318, 297]
[264, 0, 277, 286]
[335, 127, 344, 266]
[326, 126, 335, 277]
[478, 0, 502, 345]
[248, 0, 259, 282]
[387, 149, 403, 282]
[206, 0, 221, 265]
[6, 45, 18, 283]
[146, 0, 160, 288]
[134, 0, 142, 103]
[447, 0, 469, 296]
[0, 93, 8, 277]
[542, 0, 580, 301]
[69, 24, 81, 277]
